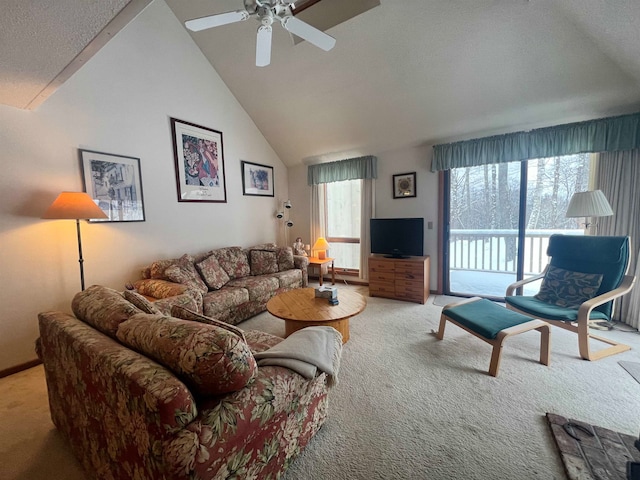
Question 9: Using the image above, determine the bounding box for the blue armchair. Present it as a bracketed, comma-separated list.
[505, 235, 636, 361]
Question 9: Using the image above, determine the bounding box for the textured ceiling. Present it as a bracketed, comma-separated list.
[3, 0, 640, 167]
[0, 0, 146, 109]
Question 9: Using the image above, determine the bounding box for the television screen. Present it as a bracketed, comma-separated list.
[370, 218, 424, 258]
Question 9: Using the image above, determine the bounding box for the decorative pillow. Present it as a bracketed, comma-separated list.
[123, 290, 162, 314]
[154, 292, 201, 316]
[534, 265, 603, 309]
[149, 258, 177, 279]
[171, 305, 246, 342]
[133, 279, 189, 299]
[214, 247, 251, 279]
[276, 246, 295, 271]
[164, 254, 208, 294]
[116, 313, 257, 397]
[247, 243, 277, 252]
[250, 250, 279, 276]
[72, 285, 143, 338]
[195, 254, 230, 290]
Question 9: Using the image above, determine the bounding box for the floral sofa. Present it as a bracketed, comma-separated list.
[37, 285, 330, 480]
[132, 245, 309, 325]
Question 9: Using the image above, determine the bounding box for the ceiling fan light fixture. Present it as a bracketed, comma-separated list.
[184, 0, 337, 66]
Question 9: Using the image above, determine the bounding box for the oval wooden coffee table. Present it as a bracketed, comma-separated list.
[266, 288, 366, 343]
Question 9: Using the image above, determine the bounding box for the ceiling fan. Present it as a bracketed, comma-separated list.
[185, 0, 336, 67]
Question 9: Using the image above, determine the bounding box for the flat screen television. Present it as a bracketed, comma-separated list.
[370, 217, 424, 258]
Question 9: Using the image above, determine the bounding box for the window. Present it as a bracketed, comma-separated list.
[325, 179, 361, 271]
[445, 153, 592, 298]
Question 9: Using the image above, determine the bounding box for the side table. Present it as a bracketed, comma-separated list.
[307, 257, 335, 286]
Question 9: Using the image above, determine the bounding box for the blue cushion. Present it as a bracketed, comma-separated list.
[505, 295, 609, 322]
[546, 235, 629, 318]
[443, 299, 535, 340]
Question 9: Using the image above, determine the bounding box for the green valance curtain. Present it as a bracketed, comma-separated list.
[431, 112, 640, 172]
[307, 155, 377, 185]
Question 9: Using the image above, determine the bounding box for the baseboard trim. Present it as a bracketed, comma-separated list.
[0, 358, 42, 379]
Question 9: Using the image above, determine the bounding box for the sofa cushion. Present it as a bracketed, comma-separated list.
[244, 330, 284, 354]
[202, 287, 250, 318]
[246, 243, 277, 252]
[170, 305, 246, 341]
[276, 246, 295, 271]
[123, 290, 163, 314]
[133, 279, 189, 299]
[534, 265, 603, 309]
[195, 254, 230, 290]
[116, 313, 257, 396]
[72, 285, 142, 338]
[227, 275, 280, 301]
[250, 250, 279, 276]
[164, 254, 208, 294]
[149, 258, 177, 279]
[153, 292, 201, 315]
[214, 247, 251, 279]
[271, 269, 303, 289]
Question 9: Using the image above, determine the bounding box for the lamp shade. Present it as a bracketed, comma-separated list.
[42, 192, 107, 220]
[565, 190, 613, 218]
[312, 237, 330, 251]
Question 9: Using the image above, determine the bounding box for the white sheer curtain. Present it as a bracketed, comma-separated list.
[596, 149, 640, 328]
[359, 178, 375, 281]
[310, 184, 326, 252]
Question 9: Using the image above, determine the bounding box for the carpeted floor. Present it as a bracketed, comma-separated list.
[2, 285, 640, 479]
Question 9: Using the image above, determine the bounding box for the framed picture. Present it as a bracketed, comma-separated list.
[241, 160, 275, 197]
[393, 172, 416, 199]
[80, 149, 145, 222]
[170, 117, 226, 203]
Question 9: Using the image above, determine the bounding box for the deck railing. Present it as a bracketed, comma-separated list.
[449, 229, 583, 275]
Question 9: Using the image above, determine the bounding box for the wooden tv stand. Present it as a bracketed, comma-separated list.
[368, 255, 430, 304]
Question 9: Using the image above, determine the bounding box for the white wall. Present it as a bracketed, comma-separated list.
[0, 0, 287, 371]
[288, 144, 440, 289]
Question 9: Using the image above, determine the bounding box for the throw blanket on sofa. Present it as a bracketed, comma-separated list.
[254, 326, 342, 387]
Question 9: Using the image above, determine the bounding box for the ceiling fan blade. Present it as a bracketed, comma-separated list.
[185, 10, 250, 32]
[280, 15, 336, 51]
[256, 25, 273, 67]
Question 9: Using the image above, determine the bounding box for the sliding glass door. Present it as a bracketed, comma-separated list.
[444, 154, 591, 299]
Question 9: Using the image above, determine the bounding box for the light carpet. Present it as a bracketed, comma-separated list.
[2, 285, 640, 480]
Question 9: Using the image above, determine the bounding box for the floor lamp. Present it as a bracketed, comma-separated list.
[42, 192, 108, 291]
[565, 190, 614, 234]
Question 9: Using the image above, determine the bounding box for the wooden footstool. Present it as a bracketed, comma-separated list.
[436, 297, 551, 377]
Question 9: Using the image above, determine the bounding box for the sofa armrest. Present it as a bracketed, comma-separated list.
[166, 363, 328, 479]
[505, 268, 547, 296]
[38, 311, 198, 479]
[293, 255, 309, 287]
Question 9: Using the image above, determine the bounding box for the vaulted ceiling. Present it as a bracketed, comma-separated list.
[4, 0, 640, 166]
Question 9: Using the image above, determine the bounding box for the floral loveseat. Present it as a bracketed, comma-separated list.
[37, 285, 330, 480]
[132, 245, 309, 325]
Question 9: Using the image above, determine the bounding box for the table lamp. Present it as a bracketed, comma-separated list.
[312, 237, 330, 259]
[565, 190, 613, 234]
[42, 192, 108, 290]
